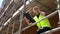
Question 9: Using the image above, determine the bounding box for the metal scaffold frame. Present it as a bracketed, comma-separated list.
[0, 0, 13, 19]
[12, 7, 14, 34]
[0, 0, 34, 31]
[19, 0, 26, 34]
[58, 0, 60, 21]
[0, 0, 14, 27]
[0, 0, 60, 34]
[7, 22, 10, 34]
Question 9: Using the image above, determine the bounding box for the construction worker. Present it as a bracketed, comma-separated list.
[33, 6, 51, 34]
[24, 6, 51, 34]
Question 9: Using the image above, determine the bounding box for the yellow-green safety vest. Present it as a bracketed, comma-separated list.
[33, 14, 51, 30]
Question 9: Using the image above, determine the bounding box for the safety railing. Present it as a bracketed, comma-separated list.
[42, 27, 60, 34]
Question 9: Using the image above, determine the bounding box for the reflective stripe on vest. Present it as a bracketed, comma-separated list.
[33, 14, 51, 30]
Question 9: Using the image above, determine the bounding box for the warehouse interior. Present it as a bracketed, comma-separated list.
[0, 0, 60, 34]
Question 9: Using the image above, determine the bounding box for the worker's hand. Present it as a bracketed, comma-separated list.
[28, 23, 33, 26]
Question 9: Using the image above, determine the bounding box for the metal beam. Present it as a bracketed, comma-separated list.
[57, 0, 60, 26]
[42, 27, 60, 34]
[19, 0, 26, 34]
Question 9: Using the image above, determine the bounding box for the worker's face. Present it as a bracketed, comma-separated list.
[34, 8, 40, 15]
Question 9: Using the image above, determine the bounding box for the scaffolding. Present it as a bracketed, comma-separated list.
[22, 0, 60, 34]
[0, 0, 60, 34]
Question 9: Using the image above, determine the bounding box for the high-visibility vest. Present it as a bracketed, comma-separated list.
[33, 14, 51, 30]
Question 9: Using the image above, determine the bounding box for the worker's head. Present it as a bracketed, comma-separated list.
[33, 6, 40, 15]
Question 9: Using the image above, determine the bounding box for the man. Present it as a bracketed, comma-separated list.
[24, 6, 51, 34]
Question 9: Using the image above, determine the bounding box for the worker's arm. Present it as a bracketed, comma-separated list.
[24, 17, 32, 26]
[24, 12, 35, 26]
